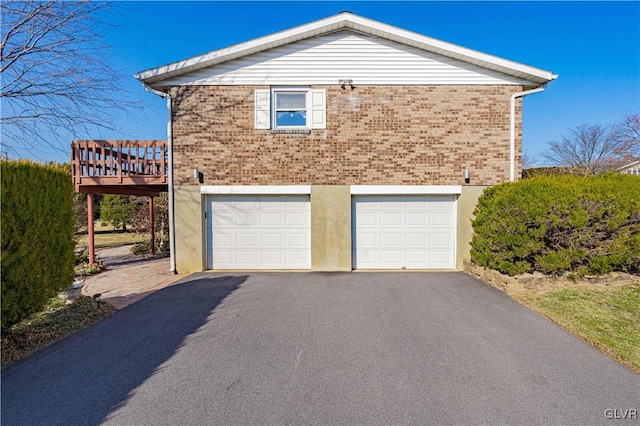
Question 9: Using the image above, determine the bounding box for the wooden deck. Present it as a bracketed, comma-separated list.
[72, 140, 168, 196]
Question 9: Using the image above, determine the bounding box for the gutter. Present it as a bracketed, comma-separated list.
[143, 84, 177, 273]
[510, 86, 546, 182]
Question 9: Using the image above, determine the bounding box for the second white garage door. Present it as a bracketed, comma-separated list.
[206, 195, 310, 270]
[352, 195, 456, 269]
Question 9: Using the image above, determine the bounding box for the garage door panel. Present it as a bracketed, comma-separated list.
[380, 233, 402, 246]
[430, 251, 454, 266]
[381, 212, 402, 226]
[215, 250, 234, 265]
[286, 251, 308, 264]
[261, 251, 283, 265]
[208, 195, 310, 269]
[213, 211, 235, 226]
[405, 250, 428, 264]
[215, 233, 233, 247]
[284, 196, 311, 209]
[429, 233, 454, 247]
[406, 212, 427, 226]
[354, 197, 380, 209]
[357, 250, 378, 264]
[358, 212, 378, 225]
[260, 212, 283, 226]
[352, 195, 456, 269]
[236, 234, 258, 247]
[379, 196, 404, 207]
[380, 250, 402, 264]
[235, 250, 260, 265]
[430, 212, 453, 226]
[357, 233, 377, 246]
[285, 233, 308, 247]
[405, 233, 427, 246]
[404, 198, 429, 210]
[428, 195, 455, 204]
[285, 212, 309, 226]
[261, 233, 283, 247]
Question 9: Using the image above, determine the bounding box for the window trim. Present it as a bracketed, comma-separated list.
[271, 86, 312, 130]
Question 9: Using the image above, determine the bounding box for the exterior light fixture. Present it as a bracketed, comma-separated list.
[463, 169, 470, 183]
[338, 78, 354, 90]
[193, 168, 203, 184]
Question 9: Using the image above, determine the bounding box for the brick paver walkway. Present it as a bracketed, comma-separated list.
[81, 245, 186, 309]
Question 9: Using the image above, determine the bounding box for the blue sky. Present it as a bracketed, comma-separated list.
[15, 1, 640, 165]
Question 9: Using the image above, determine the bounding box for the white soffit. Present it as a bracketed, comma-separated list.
[135, 12, 557, 87]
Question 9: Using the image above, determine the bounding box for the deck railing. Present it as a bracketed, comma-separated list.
[71, 140, 168, 190]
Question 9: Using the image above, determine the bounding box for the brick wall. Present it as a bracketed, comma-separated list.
[170, 85, 523, 186]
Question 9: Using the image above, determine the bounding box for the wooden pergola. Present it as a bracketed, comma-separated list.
[71, 140, 168, 264]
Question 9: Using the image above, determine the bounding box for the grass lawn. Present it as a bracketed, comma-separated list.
[1, 297, 116, 369]
[511, 284, 640, 374]
[75, 222, 143, 250]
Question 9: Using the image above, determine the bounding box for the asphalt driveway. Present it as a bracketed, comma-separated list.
[2, 272, 638, 425]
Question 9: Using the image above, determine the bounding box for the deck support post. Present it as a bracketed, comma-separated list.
[149, 196, 155, 256]
[87, 193, 95, 265]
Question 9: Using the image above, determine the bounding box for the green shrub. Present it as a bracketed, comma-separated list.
[74, 261, 106, 277]
[100, 194, 136, 231]
[471, 174, 640, 276]
[1, 159, 75, 329]
[131, 241, 150, 255]
[522, 166, 591, 179]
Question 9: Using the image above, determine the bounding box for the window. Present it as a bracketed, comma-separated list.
[274, 89, 308, 128]
[254, 87, 326, 131]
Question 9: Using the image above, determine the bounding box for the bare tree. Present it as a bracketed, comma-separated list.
[542, 123, 633, 173]
[611, 113, 640, 157]
[522, 151, 538, 169]
[0, 1, 140, 156]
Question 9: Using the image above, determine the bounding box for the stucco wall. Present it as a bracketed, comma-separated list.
[174, 186, 204, 273]
[169, 85, 523, 187]
[456, 186, 487, 270]
[311, 186, 352, 271]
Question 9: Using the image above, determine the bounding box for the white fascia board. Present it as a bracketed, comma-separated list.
[200, 185, 311, 195]
[135, 12, 557, 87]
[350, 185, 462, 195]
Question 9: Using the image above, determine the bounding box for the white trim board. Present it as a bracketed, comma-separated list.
[200, 185, 311, 195]
[350, 185, 462, 195]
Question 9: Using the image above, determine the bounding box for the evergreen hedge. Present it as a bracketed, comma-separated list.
[471, 174, 640, 276]
[1, 159, 75, 329]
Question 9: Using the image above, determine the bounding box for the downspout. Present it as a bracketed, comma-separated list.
[510, 86, 546, 182]
[143, 84, 177, 273]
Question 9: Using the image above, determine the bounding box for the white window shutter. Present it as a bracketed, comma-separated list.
[310, 89, 326, 129]
[254, 89, 270, 129]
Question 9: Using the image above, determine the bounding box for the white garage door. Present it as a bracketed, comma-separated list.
[206, 195, 310, 269]
[352, 195, 456, 269]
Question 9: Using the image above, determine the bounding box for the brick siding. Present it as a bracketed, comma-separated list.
[170, 85, 523, 186]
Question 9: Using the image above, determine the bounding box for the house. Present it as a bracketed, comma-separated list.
[134, 12, 557, 273]
[616, 158, 640, 175]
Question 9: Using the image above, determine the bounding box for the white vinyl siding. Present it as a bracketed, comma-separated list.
[162, 31, 533, 86]
[206, 195, 311, 270]
[352, 195, 456, 270]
